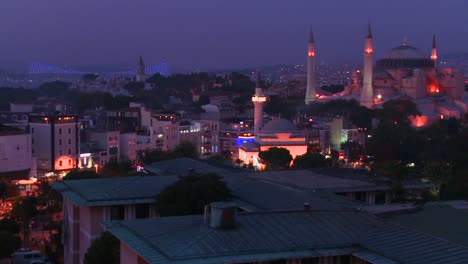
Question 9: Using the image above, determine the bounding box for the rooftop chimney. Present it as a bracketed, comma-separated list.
[209, 202, 237, 229]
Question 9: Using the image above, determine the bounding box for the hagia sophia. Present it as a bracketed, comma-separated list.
[238, 23, 466, 168]
[307, 23, 466, 127]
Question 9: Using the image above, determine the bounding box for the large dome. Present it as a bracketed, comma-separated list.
[377, 44, 434, 69]
[261, 119, 297, 133]
[384, 45, 427, 60]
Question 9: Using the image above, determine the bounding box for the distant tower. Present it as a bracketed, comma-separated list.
[360, 21, 374, 108]
[431, 34, 438, 66]
[305, 29, 316, 105]
[252, 71, 267, 136]
[136, 56, 146, 82]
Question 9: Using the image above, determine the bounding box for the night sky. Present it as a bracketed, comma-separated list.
[1, 0, 466, 72]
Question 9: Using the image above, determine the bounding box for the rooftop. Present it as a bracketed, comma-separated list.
[52, 158, 356, 210]
[261, 118, 298, 133]
[104, 209, 468, 264]
[384, 45, 428, 60]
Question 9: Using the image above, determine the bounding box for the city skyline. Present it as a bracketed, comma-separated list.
[0, 0, 467, 72]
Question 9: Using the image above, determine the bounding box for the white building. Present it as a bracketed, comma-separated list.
[0, 126, 35, 178]
[29, 115, 80, 177]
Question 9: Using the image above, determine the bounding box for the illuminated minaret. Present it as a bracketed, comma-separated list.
[305, 30, 316, 105]
[431, 34, 438, 66]
[252, 71, 267, 136]
[136, 56, 146, 82]
[360, 22, 374, 108]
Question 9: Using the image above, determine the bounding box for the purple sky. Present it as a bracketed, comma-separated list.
[0, 0, 467, 72]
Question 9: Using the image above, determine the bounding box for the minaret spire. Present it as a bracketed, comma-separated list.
[256, 70, 262, 88]
[252, 70, 266, 136]
[305, 28, 317, 105]
[431, 34, 438, 66]
[360, 22, 374, 108]
[366, 20, 372, 38]
[309, 29, 315, 43]
[136, 56, 146, 82]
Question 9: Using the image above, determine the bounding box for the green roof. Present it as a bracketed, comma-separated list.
[104, 209, 468, 264]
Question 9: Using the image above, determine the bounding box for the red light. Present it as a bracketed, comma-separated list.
[365, 48, 373, 54]
[308, 51, 315, 57]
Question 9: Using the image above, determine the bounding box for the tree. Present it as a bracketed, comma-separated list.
[174, 141, 199, 159]
[83, 231, 120, 264]
[341, 141, 364, 162]
[63, 169, 101, 180]
[37, 81, 70, 97]
[377, 99, 420, 125]
[293, 153, 328, 169]
[259, 147, 293, 170]
[0, 218, 20, 234]
[440, 168, 468, 200]
[0, 231, 21, 258]
[36, 181, 62, 212]
[137, 149, 174, 165]
[101, 160, 132, 177]
[367, 121, 422, 163]
[155, 173, 232, 216]
[11, 196, 38, 246]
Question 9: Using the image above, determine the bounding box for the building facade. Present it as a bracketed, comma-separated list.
[29, 114, 80, 177]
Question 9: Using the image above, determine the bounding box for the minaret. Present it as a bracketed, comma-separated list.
[305, 29, 316, 105]
[252, 71, 267, 136]
[431, 34, 438, 66]
[360, 21, 374, 108]
[136, 56, 146, 82]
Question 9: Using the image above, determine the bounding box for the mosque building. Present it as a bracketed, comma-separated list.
[238, 73, 308, 169]
[311, 23, 467, 127]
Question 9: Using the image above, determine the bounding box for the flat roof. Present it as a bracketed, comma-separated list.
[104, 209, 468, 264]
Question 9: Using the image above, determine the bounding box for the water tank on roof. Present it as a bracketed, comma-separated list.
[209, 202, 237, 229]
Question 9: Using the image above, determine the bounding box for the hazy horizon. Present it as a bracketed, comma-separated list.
[1, 0, 467, 72]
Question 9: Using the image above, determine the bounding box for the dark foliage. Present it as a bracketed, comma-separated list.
[259, 147, 293, 170]
[155, 173, 232, 216]
[83, 231, 120, 264]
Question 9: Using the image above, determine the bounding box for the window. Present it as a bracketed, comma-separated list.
[59, 160, 62, 166]
[110, 205, 125, 220]
[68, 149, 71, 155]
[59, 128, 62, 135]
[355, 192, 366, 202]
[68, 159, 71, 166]
[32, 138, 34, 144]
[59, 150, 62, 155]
[59, 139, 62, 146]
[68, 128, 72, 134]
[68, 139, 71, 145]
[135, 204, 150, 219]
[31, 128, 34, 134]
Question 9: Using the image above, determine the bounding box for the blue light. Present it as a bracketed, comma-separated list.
[235, 137, 254, 147]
